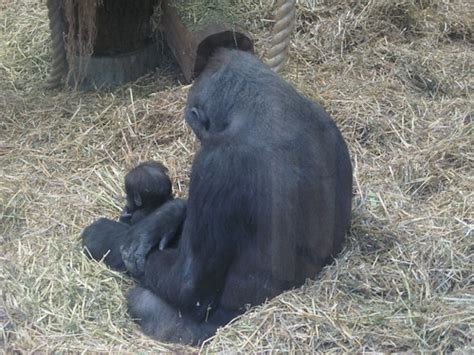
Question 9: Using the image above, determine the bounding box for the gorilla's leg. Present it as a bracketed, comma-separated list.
[82, 218, 129, 272]
[127, 287, 217, 345]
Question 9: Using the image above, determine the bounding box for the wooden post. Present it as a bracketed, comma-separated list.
[161, 0, 253, 82]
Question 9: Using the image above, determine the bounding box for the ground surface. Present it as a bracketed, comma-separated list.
[1, 0, 473, 352]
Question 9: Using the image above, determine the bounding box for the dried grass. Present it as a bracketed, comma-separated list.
[172, 0, 240, 30]
[1, 0, 473, 352]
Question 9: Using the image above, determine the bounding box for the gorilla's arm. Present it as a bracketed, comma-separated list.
[135, 172, 245, 320]
[121, 198, 186, 275]
[125, 148, 253, 320]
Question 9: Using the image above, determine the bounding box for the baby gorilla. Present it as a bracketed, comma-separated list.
[119, 161, 173, 225]
[82, 161, 182, 272]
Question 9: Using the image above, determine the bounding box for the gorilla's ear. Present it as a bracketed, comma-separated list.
[186, 107, 209, 139]
[134, 192, 142, 207]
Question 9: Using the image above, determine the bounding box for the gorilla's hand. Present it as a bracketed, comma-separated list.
[120, 198, 186, 277]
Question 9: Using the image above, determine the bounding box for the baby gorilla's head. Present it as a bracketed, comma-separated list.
[122, 161, 173, 222]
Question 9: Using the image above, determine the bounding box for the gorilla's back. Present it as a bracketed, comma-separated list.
[189, 48, 352, 313]
[216, 66, 352, 310]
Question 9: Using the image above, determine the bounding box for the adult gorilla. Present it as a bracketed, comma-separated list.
[85, 48, 352, 345]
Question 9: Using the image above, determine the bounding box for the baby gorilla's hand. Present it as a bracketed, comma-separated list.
[118, 205, 133, 224]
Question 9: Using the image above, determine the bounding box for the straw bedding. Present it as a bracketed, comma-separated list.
[1, 0, 472, 352]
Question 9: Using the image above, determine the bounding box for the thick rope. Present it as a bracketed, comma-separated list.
[266, 0, 296, 72]
[46, 0, 67, 88]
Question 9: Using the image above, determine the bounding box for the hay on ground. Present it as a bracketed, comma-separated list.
[0, 0, 472, 352]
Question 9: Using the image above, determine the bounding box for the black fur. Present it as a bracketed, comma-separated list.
[119, 48, 353, 345]
[82, 199, 186, 273]
[81, 218, 129, 272]
[119, 161, 173, 225]
[121, 198, 186, 275]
